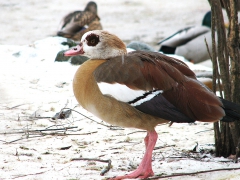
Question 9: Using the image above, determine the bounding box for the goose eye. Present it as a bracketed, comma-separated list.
[90, 39, 95, 44]
[86, 33, 100, 46]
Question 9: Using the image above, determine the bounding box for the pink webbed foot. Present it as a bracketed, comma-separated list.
[109, 130, 158, 179]
[109, 167, 154, 179]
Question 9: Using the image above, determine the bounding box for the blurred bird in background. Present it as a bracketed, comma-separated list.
[57, 1, 103, 42]
[157, 11, 212, 63]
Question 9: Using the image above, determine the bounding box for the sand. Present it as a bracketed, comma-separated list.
[1, 0, 240, 180]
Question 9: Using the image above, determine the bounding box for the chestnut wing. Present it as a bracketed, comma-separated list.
[94, 51, 224, 122]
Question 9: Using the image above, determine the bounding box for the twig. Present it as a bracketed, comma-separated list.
[73, 131, 98, 135]
[6, 135, 44, 144]
[59, 145, 72, 150]
[11, 169, 50, 179]
[0, 103, 29, 110]
[0, 126, 79, 144]
[127, 130, 146, 135]
[154, 145, 175, 150]
[149, 167, 240, 179]
[195, 129, 213, 134]
[0, 126, 78, 135]
[205, 37, 213, 60]
[71, 157, 112, 176]
[38, 131, 98, 136]
[0, 139, 8, 143]
[63, 108, 122, 129]
[29, 116, 53, 119]
[204, 38, 223, 94]
[3, 131, 98, 144]
[35, 126, 77, 132]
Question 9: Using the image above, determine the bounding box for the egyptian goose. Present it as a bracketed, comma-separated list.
[57, 1, 102, 41]
[158, 11, 212, 63]
[64, 30, 240, 179]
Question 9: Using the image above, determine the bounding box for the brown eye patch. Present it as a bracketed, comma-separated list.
[86, 33, 100, 46]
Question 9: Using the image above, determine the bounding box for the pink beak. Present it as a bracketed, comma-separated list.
[64, 44, 84, 56]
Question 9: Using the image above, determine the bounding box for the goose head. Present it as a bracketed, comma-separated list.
[64, 30, 127, 59]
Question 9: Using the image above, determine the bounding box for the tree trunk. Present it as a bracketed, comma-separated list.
[209, 0, 240, 159]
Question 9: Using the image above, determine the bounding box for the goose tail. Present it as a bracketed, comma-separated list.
[220, 97, 240, 122]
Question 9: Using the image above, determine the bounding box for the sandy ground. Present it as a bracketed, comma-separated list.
[1, 0, 240, 180]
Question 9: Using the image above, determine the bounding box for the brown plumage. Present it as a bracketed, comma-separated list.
[57, 1, 102, 41]
[95, 51, 225, 122]
[72, 59, 167, 130]
[63, 30, 240, 179]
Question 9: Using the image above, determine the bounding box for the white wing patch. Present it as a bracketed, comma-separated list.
[98, 82, 145, 102]
[129, 90, 163, 106]
[97, 82, 163, 106]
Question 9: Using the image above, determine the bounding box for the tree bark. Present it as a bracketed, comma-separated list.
[227, 0, 240, 160]
[209, 0, 240, 158]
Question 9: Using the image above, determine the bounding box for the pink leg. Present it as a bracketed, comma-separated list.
[144, 132, 149, 149]
[110, 130, 158, 179]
